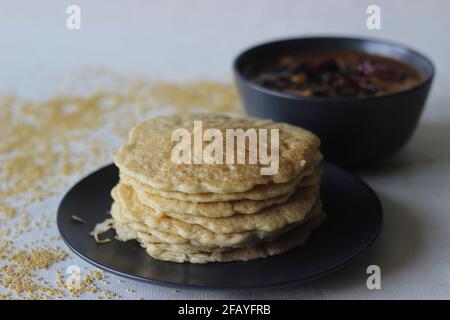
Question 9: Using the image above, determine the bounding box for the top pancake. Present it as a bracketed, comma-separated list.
[114, 114, 320, 194]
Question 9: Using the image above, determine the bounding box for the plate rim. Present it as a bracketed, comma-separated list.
[57, 161, 383, 290]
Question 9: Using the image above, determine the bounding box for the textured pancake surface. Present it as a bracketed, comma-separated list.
[111, 200, 321, 249]
[120, 160, 321, 203]
[132, 167, 322, 217]
[114, 182, 319, 234]
[112, 183, 322, 247]
[139, 211, 326, 263]
[114, 114, 320, 193]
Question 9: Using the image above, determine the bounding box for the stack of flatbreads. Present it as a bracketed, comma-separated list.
[106, 114, 325, 263]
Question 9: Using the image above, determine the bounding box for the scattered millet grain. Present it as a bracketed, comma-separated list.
[0, 77, 242, 299]
[71, 215, 86, 223]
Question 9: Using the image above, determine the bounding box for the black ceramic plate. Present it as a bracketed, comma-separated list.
[57, 162, 382, 290]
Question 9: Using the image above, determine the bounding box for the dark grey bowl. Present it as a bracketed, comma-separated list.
[233, 37, 434, 167]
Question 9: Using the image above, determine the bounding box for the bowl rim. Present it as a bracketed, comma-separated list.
[233, 36, 435, 102]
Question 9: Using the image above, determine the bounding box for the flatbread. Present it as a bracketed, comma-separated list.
[154, 188, 319, 234]
[114, 114, 320, 194]
[114, 182, 319, 233]
[133, 167, 322, 217]
[120, 157, 322, 203]
[140, 211, 326, 263]
[134, 186, 296, 217]
[111, 183, 322, 247]
[111, 201, 320, 249]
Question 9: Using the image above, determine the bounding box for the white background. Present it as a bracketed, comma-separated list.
[1, 0, 449, 299]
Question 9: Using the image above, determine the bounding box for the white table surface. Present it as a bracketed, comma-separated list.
[1, 0, 449, 299]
